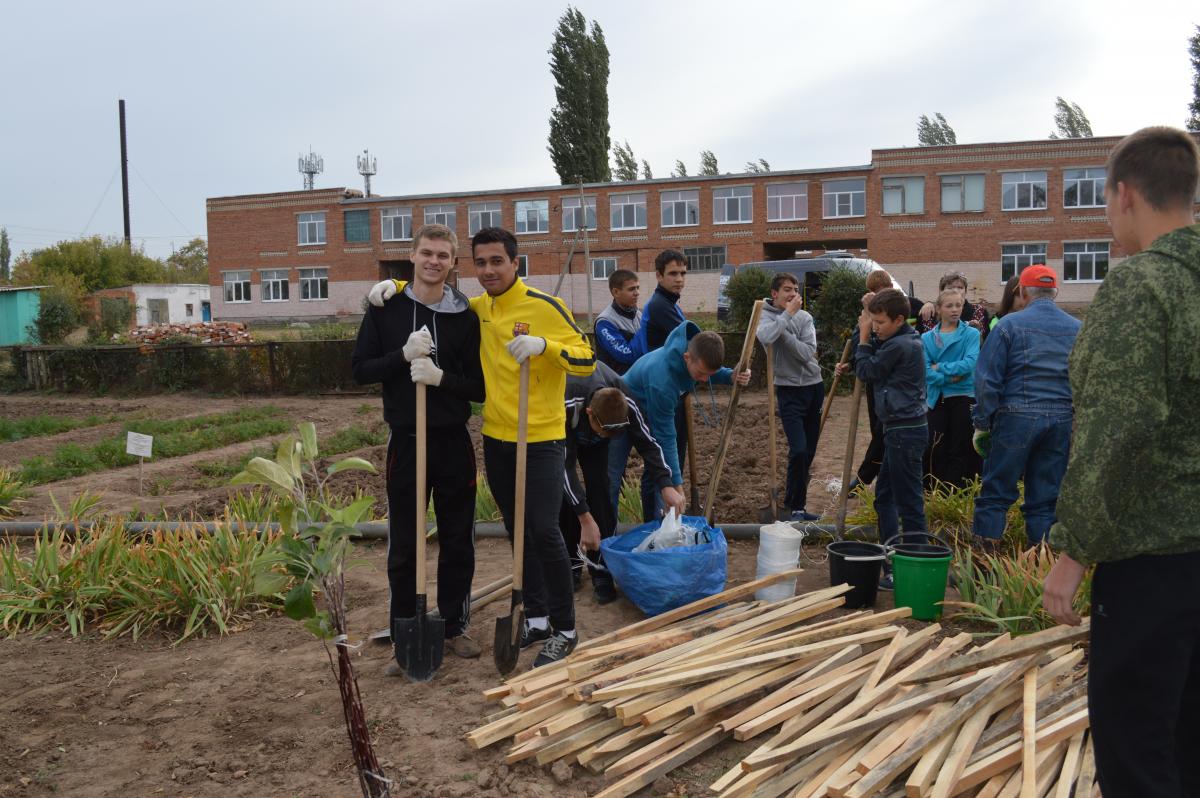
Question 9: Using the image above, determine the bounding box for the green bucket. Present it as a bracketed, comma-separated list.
[885, 534, 952, 622]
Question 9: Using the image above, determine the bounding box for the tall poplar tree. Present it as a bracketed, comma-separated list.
[547, 7, 612, 183]
[1187, 25, 1200, 132]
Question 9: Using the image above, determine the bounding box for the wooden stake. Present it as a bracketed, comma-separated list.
[1021, 666, 1039, 797]
[835, 377, 865, 537]
[949, 708, 1089, 795]
[1051, 731, 1085, 798]
[590, 728, 727, 798]
[900, 622, 1090, 684]
[820, 337, 854, 437]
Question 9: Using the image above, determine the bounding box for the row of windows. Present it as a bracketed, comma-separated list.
[1003, 241, 1110, 283]
[222, 268, 329, 303]
[295, 168, 1111, 246]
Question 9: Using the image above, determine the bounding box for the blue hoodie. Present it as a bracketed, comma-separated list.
[623, 321, 733, 484]
[922, 320, 980, 408]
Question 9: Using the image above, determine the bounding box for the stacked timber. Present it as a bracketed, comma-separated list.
[468, 577, 1096, 797]
[128, 322, 252, 345]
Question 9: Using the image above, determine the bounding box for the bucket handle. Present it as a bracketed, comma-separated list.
[842, 554, 887, 562]
[881, 532, 950, 552]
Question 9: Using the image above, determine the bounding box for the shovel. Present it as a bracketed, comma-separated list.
[683, 394, 703, 516]
[758, 344, 782, 523]
[493, 361, 530, 675]
[393, 382, 445, 682]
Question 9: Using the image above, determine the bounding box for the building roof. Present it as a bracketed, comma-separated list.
[0, 285, 47, 293]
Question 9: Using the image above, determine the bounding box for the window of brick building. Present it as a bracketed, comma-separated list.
[424, 204, 457, 230]
[297, 212, 326, 245]
[515, 200, 549, 234]
[1063, 242, 1110, 282]
[380, 207, 412, 241]
[299, 268, 329, 300]
[562, 196, 598, 232]
[713, 186, 753, 224]
[1063, 168, 1106, 209]
[881, 177, 925, 215]
[1000, 243, 1047, 282]
[767, 183, 808, 221]
[661, 189, 699, 227]
[516, 255, 529, 278]
[261, 269, 289, 302]
[823, 179, 866, 218]
[223, 271, 251, 303]
[683, 245, 726, 272]
[469, 201, 502, 235]
[609, 192, 647, 230]
[591, 257, 617, 280]
[941, 174, 985, 213]
[343, 210, 370, 243]
[1001, 171, 1048, 211]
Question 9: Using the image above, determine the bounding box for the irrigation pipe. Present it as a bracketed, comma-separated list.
[0, 521, 876, 541]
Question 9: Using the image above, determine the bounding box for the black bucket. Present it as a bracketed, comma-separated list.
[827, 541, 887, 609]
[883, 533, 952, 559]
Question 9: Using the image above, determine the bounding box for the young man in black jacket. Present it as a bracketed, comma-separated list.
[838, 288, 927, 589]
[351, 223, 485, 668]
[561, 362, 684, 603]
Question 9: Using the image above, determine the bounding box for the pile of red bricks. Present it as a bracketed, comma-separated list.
[129, 322, 253, 345]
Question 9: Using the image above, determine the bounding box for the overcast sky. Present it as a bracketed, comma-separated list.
[1, 0, 1195, 260]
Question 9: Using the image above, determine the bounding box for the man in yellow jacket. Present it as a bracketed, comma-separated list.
[370, 226, 595, 667]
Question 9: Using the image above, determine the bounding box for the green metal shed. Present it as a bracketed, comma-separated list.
[0, 286, 45, 345]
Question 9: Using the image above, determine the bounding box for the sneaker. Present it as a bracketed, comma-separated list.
[447, 634, 481, 659]
[533, 631, 579, 667]
[790, 510, 821, 522]
[878, 575, 894, 591]
[592, 580, 618, 605]
[520, 623, 552, 649]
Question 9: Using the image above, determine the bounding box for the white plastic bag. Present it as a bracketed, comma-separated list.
[634, 508, 688, 552]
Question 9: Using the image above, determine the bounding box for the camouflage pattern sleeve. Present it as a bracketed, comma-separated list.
[1049, 260, 1171, 564]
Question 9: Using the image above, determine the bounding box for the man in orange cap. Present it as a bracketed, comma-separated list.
[970, 263, 1081, 548]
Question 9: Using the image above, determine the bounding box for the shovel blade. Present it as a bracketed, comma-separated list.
[393, 596, 445, 683]
[492, 592, 524, 676]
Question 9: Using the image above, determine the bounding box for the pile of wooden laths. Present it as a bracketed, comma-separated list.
[467, 572, 1096, 798]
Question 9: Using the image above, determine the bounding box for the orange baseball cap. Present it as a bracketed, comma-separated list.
[1019, 264, 1057, 288]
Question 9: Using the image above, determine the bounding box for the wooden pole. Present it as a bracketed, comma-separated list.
[820, 337, 854, 437]
[834, 378, 864, 538]
[765, 343, 779, 520]
[1021, 667, 1038, 797]
[704, 299, 765, 525]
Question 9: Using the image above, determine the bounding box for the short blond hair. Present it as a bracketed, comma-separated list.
[413, 223, 458, 257]
[865, 270, 893, 293]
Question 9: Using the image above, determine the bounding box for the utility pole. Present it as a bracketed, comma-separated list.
[119, 99, 131, 250]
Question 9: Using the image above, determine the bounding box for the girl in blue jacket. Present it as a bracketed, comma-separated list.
[923, 289, 982, 488]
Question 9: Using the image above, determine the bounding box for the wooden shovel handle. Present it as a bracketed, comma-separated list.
[684, 395, 700, 500]
[765, 343, 778, 519]
[415, 382, 428, 592]
[819, 337, 854, 437]
[835, 377, 865, 537]
[513, 361, 530, 592]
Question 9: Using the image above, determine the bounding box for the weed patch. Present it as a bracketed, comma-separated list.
[0, 414, 114, 442]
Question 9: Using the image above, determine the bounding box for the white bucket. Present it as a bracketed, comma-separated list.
[755, 522, 802, 602]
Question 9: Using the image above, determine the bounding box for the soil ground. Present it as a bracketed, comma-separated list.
[0, 387, 880, 797]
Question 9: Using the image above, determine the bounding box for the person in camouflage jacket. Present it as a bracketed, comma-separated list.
[1043, 127, 1200, 798]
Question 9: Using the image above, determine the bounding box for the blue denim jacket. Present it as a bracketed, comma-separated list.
[971, 298, 1081, 431]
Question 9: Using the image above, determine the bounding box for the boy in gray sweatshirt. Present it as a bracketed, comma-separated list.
[756, 273, 824, 521]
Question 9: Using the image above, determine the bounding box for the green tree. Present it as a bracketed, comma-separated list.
[810, 266, 869, 387]
[723, 266, 774, 331]
[27, 272, 88, 344]
[547, 7, 612, 184]
[0, 228, 10, 283]
[745, 158, 771, 173]
[612, 140, 638, 181]
[672, 160, 688, 177]
[917, 113, 957, 146]
[699, 149, 719, 176]
[166, 237, 208, 283]
[12, 236, 165, 292]
[1050, 97, 1093, 138]
[641, 159, 653, 180]
[1187, 25, 1200, 131]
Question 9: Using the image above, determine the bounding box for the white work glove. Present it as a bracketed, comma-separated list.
[368, 279, 397, 307]
[402, 327, 433, 362]
[409, 357, 443, 387]
[506, 335, 546, 364]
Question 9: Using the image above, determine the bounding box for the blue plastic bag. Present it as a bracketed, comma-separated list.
[600, 515, 728, 616]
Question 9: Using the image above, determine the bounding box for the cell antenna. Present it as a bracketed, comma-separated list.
[298, 147, 324, 190]
[356, 149, 377, 197]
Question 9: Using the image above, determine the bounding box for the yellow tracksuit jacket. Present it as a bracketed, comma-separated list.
[393, 276, 595, 442]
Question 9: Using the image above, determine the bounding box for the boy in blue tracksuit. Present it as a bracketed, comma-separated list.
[593, 269, 642, 374]
[621, 321, 750, 522]
[838, 289, 927, 588]
[922, 288, 981, 488]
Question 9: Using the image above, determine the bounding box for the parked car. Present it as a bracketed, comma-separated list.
[716, 252, 889, 321]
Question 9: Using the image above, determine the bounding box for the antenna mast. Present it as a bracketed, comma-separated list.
[356, 149, 377, 197]
[298, 148, 324, 190]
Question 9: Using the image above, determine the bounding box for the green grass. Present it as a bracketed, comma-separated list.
[18, 407, 290, 486]
[0, 414, 115, 443]
[0, 522, 290, 642]
[0, 468, 28, 520]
